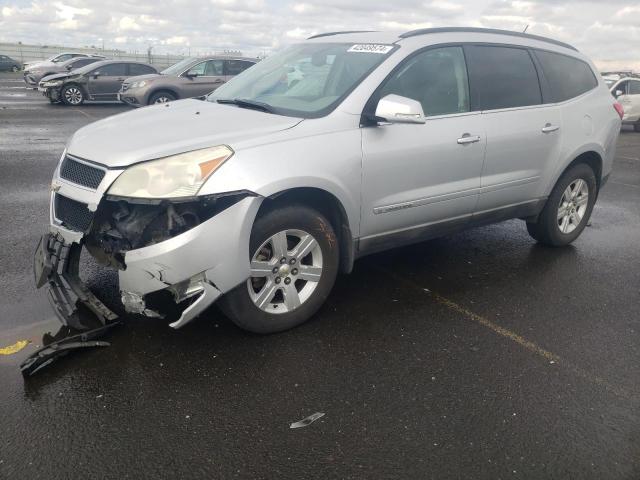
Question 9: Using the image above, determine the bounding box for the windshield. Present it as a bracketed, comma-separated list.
[162, 58, 197, 75]
[207, 43, 396, 118]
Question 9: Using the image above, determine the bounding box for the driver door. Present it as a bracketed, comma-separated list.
[181, 60, 225, 97]
[87, 63, 127, 100]
[360, 46, 485, 251]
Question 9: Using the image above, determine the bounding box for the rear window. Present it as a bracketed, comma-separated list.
[465, 45, 542, 110]
[129, 64, 155, 76]
[534, 50, 598, 102]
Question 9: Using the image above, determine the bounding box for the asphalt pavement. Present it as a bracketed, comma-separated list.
[1, 72, 639, 479]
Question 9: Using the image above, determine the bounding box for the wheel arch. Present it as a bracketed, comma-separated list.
[147, 88, 179, 104]
[257, 187, 356, 274]
[559, 149, 603, 192]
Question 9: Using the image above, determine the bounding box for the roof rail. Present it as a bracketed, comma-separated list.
[399, 27, 577, 52]
[307, 30, 377, 40]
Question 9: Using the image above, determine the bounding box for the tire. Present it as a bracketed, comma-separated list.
[11, 66, 19, 73]
[61, 84, 85, 106]
[148, 91, 176, 105]
[526, 163, 597, 246]
[219, 204, 339, 334]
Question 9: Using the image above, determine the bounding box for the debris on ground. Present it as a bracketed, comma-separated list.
[290, 412, 325, 429]
[0, 340, 29, 355]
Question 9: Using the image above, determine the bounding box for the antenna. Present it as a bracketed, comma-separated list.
[523, 24, 529, 33]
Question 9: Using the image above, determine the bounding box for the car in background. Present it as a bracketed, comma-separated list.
[39, 60, 157, 105]
[609, 77, 640, 131]
[0, 54, 21, 72]
[118, 56, 257, 106]
[28, 57, 105, 87]
[23, 53, 106, 87]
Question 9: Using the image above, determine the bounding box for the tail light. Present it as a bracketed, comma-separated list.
[613, 102, 624, 120]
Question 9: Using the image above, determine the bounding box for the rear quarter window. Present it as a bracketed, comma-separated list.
[465, 45, 542, 111]
[534, 50, 598, 102]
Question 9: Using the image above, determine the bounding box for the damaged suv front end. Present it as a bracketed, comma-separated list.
[39, 136, 263, 330]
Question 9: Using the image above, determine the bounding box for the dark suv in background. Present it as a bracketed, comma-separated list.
[118, 56, 257, 106]
[0, 54, 21, 72]
[39, 60, 157, 105]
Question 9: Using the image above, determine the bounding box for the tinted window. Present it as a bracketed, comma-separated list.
[378, 46, 470, 116]
[72, 58, 97, 68]
[97, 63, 127, 76]
[534, 50, 597, 102]
[225, 60, 254, 76]
[128, 64, 155, 76]
[629, 81, 640, 95]
[204, 60, 223, 76]
[186, 61, 207, 76]
[465, 46, 541, 110]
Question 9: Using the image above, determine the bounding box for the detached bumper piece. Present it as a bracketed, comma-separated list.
[34, 233, 118, 330]
[20, 322, 121, 376]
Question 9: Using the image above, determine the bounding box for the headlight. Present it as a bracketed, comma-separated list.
[108, 145, 233, 198]
[130, 80, 148, 88]
[44, 80, 63, 87]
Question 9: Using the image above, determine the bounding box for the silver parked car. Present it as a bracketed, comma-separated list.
[23, 53, 105, 86]
[29, 56, 104, 87]
[118, 56, 257, 106]
[36, 28, 621, 334]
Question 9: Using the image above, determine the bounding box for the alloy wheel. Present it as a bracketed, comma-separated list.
[557, 178, 589, 234]
[153, 96, 171, 103]
[247, 229, 323, 314]
[64, 87, 83, 105]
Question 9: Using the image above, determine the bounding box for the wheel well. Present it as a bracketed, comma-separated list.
[258, 188, 356, 274]
[565, 151, 603, 190]
[148, 89, 178, 103]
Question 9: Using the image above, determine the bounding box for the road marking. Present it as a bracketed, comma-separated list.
[0, 340, 29, 355]
[378, 267, 631, 398]
[611, 181, 640, 190]
[619, 155, 640, 162]
[76, 109, 96, 120]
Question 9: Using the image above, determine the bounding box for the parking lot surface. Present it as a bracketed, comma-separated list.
[1, 72, 639, 479]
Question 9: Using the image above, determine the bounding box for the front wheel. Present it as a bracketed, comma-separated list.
[527, 163, 597, 246]
[149, 91, 176, 104]
[61, 85, 84, 106]
[219, 205, 339, 334]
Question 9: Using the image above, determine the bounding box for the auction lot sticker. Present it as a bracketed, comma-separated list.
[348, 44, 394, 54]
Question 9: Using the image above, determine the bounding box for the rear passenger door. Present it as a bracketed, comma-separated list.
[466, 45, 562, 214]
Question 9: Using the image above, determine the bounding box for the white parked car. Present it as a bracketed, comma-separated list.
[609, 77, 640, 131]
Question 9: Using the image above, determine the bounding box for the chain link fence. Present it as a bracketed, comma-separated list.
[0, 42, 188, 69]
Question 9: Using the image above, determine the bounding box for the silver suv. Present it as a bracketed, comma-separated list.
[36, 28, 622, 334]
[118, 56, 257, 106]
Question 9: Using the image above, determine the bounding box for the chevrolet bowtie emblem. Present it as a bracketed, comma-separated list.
[50, 182, 61, 192]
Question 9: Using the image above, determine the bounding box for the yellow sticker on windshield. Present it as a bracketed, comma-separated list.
[348, 44, 393, 54]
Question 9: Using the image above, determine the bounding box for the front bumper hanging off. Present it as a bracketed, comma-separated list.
[34, 233, 119, 330]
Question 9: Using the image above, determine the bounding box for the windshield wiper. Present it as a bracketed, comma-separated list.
[216, 98, 275, 113]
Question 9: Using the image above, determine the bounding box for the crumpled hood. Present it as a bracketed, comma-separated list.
[67, 99, 304, 167]
[40, 72, 71, 83]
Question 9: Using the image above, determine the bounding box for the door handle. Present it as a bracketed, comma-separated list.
[457, 133, 481, 145]
[542, 123, 560, 133]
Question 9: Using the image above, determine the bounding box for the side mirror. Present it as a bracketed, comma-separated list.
[92, 71, 101, 78]
[66, 65, 72, 70]
[614, 89, 624, 98]
[184, 71, 199, 79]
[375, 94, 426, 124]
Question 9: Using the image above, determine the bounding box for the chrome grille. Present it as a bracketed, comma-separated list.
[59, 156, 105, 190]
[54, 194, 94, 232]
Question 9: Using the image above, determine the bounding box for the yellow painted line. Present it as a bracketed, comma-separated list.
[377, 268, 630, 398]
[0, 340, 29, 355]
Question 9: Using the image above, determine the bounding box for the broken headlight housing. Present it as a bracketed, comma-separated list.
[108, 145, 233, 199]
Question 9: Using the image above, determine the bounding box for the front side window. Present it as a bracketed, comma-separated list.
[129, 64, 155, 76]
[186, 61, 207, 76]
[204, 60, 223, 76]
[377, 46, 470, 117]
[616, 81, 629, 96]
[162, 58, 197, 76]
[54, 54, 74, 63]
[534, 50, 598, 102]
[465, 45, 541, 110]
[207, 42, 394, 118]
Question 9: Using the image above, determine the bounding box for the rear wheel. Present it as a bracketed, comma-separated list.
[526, 163, 597, 246]
[219, 205, 339, 334]
[149, 91, 176, 104]
[61, 85, 84, 106]
[11, 66, 19, 73]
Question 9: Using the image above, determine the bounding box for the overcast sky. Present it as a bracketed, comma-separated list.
[1, 0, 639, 69]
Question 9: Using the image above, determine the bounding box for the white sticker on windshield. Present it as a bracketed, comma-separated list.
[347, 44, 393, 54]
